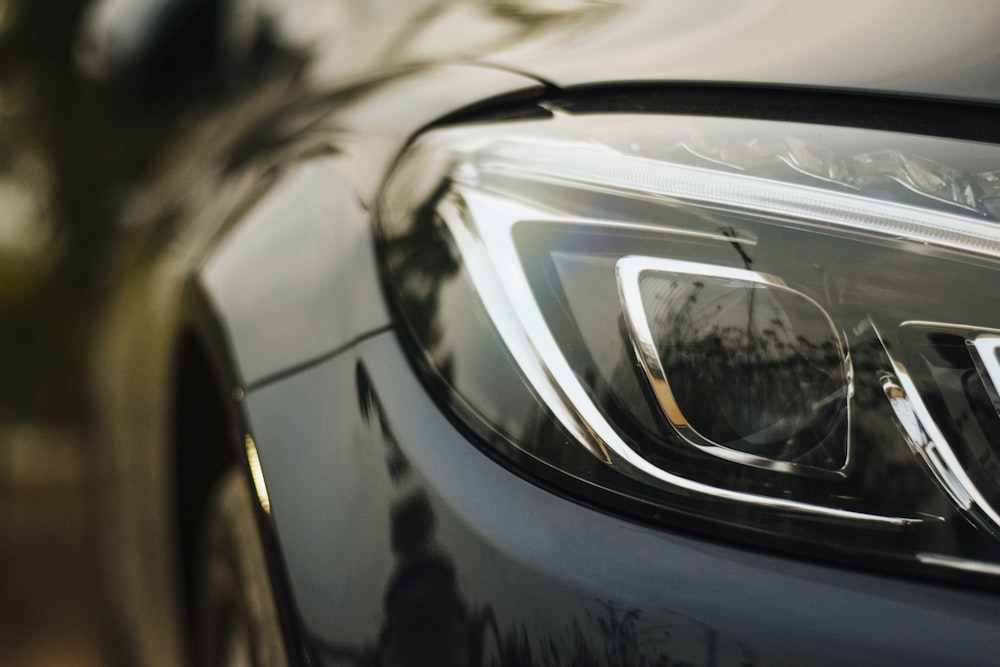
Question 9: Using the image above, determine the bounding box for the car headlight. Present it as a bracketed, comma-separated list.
[377, 112, 1000, 584]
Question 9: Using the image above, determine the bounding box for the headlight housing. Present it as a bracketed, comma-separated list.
[378, 112, 1000, 584]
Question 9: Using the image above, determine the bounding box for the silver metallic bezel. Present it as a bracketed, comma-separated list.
[880, 321, 1000, 537]
[971, 334, 1000, 416]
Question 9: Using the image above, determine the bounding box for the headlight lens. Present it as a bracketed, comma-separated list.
[378, 113, 1000, 583]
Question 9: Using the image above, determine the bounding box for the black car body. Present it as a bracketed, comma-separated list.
[92, 1, 1000, 665]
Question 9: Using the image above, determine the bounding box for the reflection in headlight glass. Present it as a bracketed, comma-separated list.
[636, 269, 848, 465]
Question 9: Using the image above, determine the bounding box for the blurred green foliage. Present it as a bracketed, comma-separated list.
[0, 1, 174, 422]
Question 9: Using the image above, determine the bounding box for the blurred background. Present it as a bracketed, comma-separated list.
[0, 2, 452, 663]
[0, 1, 189, 663]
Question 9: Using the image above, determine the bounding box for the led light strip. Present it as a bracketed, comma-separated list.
[475, 142, 1000, 260]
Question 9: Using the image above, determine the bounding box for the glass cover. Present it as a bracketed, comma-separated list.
[378, 113, 1000, 585]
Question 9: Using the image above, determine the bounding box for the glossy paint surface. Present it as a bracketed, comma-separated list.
[202, 159, 388, 386]
[198, 64, 541, 387]
[479, 0, 1000, 103]
[245, 331, 1000, 666]
[269, 0, 1000, 105]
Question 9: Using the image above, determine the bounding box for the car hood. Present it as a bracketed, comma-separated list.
[332, 0, 1000, 106]
[477, 0, 1000, 104]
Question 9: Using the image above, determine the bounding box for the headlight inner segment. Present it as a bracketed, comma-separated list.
[378, 113, 1000, 583]
[617, 256, 852, 479]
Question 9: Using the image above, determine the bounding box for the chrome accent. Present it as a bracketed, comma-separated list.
[876, 323, 1000, 537]
[918, 553, 1000, 577]
[879, 373, 975, 512]
[897, 320, 1000, 421]
[438, 183, 917, 526]
[615, 256, 851, 479]
[970, 334, 1000, 416]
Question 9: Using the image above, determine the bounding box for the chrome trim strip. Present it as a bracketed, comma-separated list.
[440, 183, 916, 526]
[970, 334, 1000, 415]
[616, 256, 852, 479]
[876, 322, 1000, 536]
[918, 553, 1000, 577]
[879, 374, 975, 511]
[898, 324, 1000, 416]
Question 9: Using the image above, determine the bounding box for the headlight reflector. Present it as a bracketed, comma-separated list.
[617, 256, 851, 477]
[378, 113, 1000, 584]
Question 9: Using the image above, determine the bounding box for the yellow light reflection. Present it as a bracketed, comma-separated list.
[244, 434, 272, 514]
